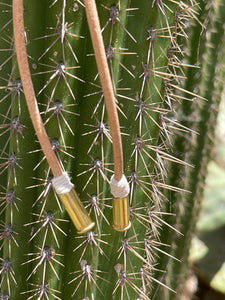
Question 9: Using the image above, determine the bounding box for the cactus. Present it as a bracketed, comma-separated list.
[0, 0, 224, 299]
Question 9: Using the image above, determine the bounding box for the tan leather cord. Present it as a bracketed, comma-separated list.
[13, 0, 63, 177]
[84, 0, 123, 181]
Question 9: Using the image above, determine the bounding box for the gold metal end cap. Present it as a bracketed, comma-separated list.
[58, 188, 95, 234]
[112, 196, 131, 232]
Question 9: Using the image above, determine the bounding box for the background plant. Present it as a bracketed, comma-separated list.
[0, 0, 224, 299]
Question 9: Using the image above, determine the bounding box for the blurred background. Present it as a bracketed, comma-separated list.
[186, 91, 225, 300]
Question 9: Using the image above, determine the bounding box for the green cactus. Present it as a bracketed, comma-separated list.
[0, 0, 223, 299]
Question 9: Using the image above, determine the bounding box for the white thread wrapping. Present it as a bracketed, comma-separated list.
[52, 172, 74, 194]
[110, 174, 130, 198]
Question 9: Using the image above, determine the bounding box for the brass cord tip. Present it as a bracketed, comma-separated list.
[52, 173, 95, 234]
[110, 175, 131, 232]
[59, 188, 95, 234]
[112, 196, 131, 232]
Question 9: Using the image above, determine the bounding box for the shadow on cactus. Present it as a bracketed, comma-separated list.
[0, 0, 223, 299]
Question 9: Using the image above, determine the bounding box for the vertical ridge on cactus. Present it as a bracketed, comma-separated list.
[0, 0, 224, 299]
